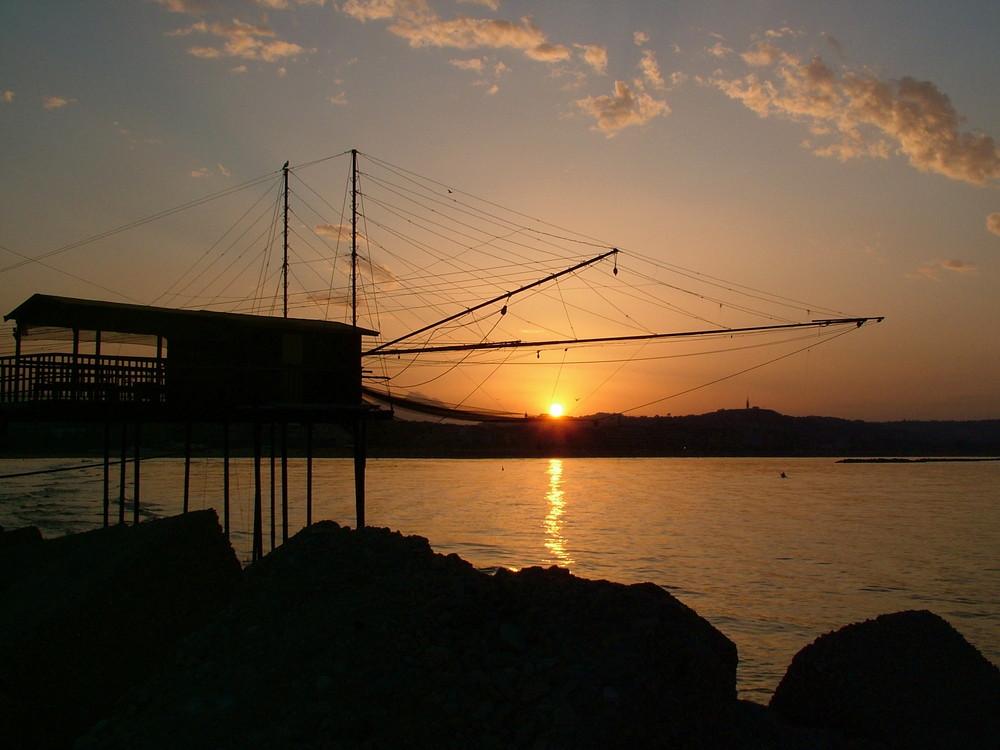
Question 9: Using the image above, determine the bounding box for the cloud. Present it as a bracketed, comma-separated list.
[114, 121, 163, 149]
[639, 49, 665, 89]
[913, 258, 978, 280]
[315, 223, 353, 240]
[327, 91, 349, 104]
[576, 44, 607, 75]
[154, 0, 212, 12]
[633, 31, 649, 47]
[170, 18, 312, 62]
[576, 79, 669, 137]
[42, 96, 71, 109]
[707, 40, 733, 59]
[988, 213, 1000, 237]
[341, 0, 570, 63]
[711, 40, 1000, 185]
[1, 90, 13, 103]
[156, 0, 325, 9]
[450, 57, 484, 72]
[189, 164, 230, 178]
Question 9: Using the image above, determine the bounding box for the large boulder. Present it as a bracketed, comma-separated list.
[769, 609, 1000, 749]
[81, 521, 738, 749]
[0, 509, 242, 750]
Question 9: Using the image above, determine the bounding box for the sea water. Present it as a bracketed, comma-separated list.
[1, 455, 997, 700]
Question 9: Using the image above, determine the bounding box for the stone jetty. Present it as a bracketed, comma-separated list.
[0, 513, 996, 749]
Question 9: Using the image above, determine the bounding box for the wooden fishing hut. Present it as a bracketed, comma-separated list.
[0, 293, 388, 560]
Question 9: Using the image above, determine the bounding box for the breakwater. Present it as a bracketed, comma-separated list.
[2, 512, 998, 749]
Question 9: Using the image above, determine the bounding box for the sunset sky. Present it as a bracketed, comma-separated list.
[2, 0, 998, 421]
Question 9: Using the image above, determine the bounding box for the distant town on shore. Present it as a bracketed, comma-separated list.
[3, 408, 999, 459]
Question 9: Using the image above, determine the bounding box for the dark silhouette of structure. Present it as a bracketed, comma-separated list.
[1, 294, 388, 559]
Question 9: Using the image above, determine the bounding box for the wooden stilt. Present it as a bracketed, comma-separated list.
[102, 421, 110, 528]
[353, 418, 366, 528]
[183, 422, 192, 514]
[306, 422, 313, 528]
[281, 421, 289, 542]
[269, 422, 276, 551]
[253, 420, 263, 563]
[118, 421, 128, 525]
[133, 419, 141, 525]
[223, 422, 230, 538]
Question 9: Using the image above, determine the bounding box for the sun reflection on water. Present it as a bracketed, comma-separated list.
[543, 458, 574, 568]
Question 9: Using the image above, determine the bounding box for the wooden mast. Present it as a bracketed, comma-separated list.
[351, 149, 366, 528]
[282, 161, 290, 319]
[351, 149, 359, 328]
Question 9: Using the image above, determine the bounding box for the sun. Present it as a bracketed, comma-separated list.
[548, 402, 565, 418]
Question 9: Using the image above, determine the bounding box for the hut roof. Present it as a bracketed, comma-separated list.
[5, 294, 378, 344]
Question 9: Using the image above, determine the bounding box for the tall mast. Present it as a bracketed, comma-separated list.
[282, 160, 290, 318]
[351, 149, 358, 328]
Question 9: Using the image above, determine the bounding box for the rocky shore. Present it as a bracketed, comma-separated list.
[1, 512, 997, 749]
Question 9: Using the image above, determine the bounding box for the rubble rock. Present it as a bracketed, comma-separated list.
[769, 609, 1000, 749]
[82, 521, 739, 749]
[0, 509, 242, 750]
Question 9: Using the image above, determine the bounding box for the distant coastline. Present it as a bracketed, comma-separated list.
[837, 457, 1000, 463]
[3, 407, 999, 460]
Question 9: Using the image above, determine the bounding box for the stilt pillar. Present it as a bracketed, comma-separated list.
[353, 417, 366, 528]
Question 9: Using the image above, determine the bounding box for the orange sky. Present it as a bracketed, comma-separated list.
[1, 1, 998, 420]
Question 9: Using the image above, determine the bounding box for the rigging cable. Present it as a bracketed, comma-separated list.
[620, 326, 858, 414]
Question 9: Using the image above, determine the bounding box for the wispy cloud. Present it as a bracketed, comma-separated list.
[154, 0, 212, 13]
[576, 80, 669, 137]
[42, 96, 71, 109]
[190, 163, 230, 178]
[315, 223, 353, 239]
[1, 91, 13, 103]
[638, 49, 665, 90]
[710, 39, 1000, 186]
[340, 0, 570, 62]
[576, 44, 607, 75]
[450, 57, 484, 72]
[912, 258, 978, 280]
[168, 18, 312, 62]
[575, 33, 672, 136]
[987, 213, 1000, 237]
[114, 122, 163, 149]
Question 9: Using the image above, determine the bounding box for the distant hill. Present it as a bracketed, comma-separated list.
[363, 408, 1000, 459]
[2, 408, 998, 458]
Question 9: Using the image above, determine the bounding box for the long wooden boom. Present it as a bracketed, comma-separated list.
[368, 316, 884, 356]
[363, 248, 619, 356]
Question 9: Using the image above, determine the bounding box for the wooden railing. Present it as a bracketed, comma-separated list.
[0, 353, 165, 404]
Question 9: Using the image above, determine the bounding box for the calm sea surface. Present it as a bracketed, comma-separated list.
[1, 456, 997, 700]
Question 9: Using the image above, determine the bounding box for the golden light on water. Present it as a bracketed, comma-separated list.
[543, 458, 574, 567]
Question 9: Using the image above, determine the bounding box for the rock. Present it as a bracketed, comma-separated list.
[81, 521, 738, 749]
[769, 609, 1000, 749]
[0, 509, 242, 750]
[0, 524, 43, 549]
